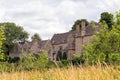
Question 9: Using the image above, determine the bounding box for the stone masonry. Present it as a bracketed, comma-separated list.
[9, 21, 101, 60]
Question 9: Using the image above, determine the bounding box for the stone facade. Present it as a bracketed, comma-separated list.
[50, 22, 101, 60]
[75, 22, 101, 55]
[9, 39, 53, 59]
[51, 31, 75, 60]
[9, 22, 101, 60]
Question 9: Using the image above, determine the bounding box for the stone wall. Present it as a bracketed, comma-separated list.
[67, 50, 75, 60]
[52, 43, 68, 52]
[75, 37, 83, 55]
[43, 40, 53, 60]
[83, 35, 93, 45]
[30, 39, 40, 54]
[75, 35, 94, 55]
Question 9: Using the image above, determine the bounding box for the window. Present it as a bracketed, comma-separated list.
[59, 46, 63, 50]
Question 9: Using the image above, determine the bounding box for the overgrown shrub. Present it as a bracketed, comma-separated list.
[72, 54, 86, 66]
[8, 57, 20, 63]
[46, 61, 56, 68]
[17, 52, 49, 70]
[0, 62, 15, 72]
[109, 53, 120, 65]
[83, 19, 120, 65]
[0, 52, 57, 72]
[58, 60, 71, 68]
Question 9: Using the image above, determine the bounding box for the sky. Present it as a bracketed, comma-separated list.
[0, 0, 120, 40]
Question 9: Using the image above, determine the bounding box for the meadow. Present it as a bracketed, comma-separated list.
[0, 65, 120, 80]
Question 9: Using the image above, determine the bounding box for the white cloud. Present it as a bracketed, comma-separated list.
[0, 0, 120, 40]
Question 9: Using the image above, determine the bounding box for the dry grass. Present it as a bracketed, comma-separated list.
[0, 65, 120, 80]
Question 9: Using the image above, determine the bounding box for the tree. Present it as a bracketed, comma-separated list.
[100, 12, 114, 29]
[72, 19, 89, 31]
[83, 17, 120, 64]
[116, 10, 120, 25]
[0, 22, 29, 55]
[0, 26, 6, 60]
[31, 33, 41, 41]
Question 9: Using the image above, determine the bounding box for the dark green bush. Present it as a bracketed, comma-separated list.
[46, 61, 57, 68]
[72, 54, 86, 66]
[8, 57, 20, 63]
[109, 53, 120, 64]
[58, 60, 71, 68]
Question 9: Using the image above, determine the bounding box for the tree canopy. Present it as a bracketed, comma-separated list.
[116, 10, 120, 25]
[83, 11, 120, 64]
[100, 12, 114, 29]
[0, 22, 29, 55]
[72, 19, 89, 31]
[31, 33, 41, 41]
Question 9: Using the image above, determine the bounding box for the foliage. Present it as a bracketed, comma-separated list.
[72, 19, 89, 31]
[116, 10, 120, 25]
[8, 57, 20, 63]
[46, 60, 57, 68]
[19, 52, 48, 70]
[58, 60, 71, 68]
[109, 53, 120, 64]
[100, 12, 114, 29]
[31, 33, 41, 41]
[0, 26, 6, 60]
[0, 62, 15, 72]
[0, 22, 29, 55]
[83, 21, 120, 64]
[18, 51, 56, 71]
[72, 54, 87, 66]
[72, 55, 81, 65]
[0, 52, 56, 72]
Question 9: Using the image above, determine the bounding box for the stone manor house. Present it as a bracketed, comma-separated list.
[9, 21, 101, 60]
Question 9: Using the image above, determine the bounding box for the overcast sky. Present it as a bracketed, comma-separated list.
[0, 0, 120, 40]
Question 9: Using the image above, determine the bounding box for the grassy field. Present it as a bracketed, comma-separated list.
[0, 65, 120, 80]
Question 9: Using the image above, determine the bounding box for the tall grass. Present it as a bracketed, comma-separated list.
[0, 65, 120, 80]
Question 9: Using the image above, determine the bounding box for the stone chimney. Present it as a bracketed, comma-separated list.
[75, 24, 81, 37]
[76, 24, 80, 33]
[81, 21, 86, 36]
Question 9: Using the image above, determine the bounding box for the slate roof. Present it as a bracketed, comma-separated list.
[18, 40, 49, 50]
[85, 22, 101, 36]
[51, 22, 101, 45]
[51, 32, 71, 45]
